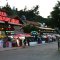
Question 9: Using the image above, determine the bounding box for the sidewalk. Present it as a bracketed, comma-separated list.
[0, 46, 29, 52]
[0, 42, 56, 52]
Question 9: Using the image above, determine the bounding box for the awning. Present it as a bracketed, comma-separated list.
[0, 21, 5, 23]
[8, 22, 22, 26]
[14, 33, 32, 38]
[38, 27, 55, 30]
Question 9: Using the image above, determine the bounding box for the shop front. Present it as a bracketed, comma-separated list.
[0, 11, 22, 48]
[0, 11, 22, 35]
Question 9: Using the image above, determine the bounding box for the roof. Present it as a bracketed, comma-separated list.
[8, 22, 22, 26]
[38, 27, 55, 30]
[26, 20, 40, 26]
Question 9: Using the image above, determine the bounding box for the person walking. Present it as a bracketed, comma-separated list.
[26, 37, 30, 46]
[16, 38, 20, 47]
[23, 39, 26, 48]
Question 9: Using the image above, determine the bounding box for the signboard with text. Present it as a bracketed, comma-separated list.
[0, 11, 20, 24]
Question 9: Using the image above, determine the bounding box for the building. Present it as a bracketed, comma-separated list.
[0, 10, 23, 38]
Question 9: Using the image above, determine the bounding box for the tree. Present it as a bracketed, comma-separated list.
[2, 5, 14, 16]
[22, 25, 39, 33]
[33, 5, 39, 15]
[46, 16, 53, 28]
[49, 1, 60, 29]
[18, 5, 40, 21]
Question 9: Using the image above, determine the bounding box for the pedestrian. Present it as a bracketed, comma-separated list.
[23, 39, 26, 47]
[27, 38, 30, 46]
[37, 36, 41, 44]
[16, 38, 20, 47]
[6, 41, 9, 47]
[19, 38, 22, 46]
[45, 34, 48, 43]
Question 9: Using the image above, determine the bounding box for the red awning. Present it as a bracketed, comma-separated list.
[14, 33, 32, 38]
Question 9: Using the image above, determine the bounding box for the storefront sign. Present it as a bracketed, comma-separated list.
[10, 19, 19, 24]
[0, 11, 7, 16]
[0, 16, 10, 22]
[0, 11, 19, 24]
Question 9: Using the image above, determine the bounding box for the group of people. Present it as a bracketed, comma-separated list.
[12, 37, 30, 47]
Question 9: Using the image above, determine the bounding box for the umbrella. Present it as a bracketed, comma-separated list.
[24, 33, 32, 37]
[14, 34, 25, 38]
[14, 33, 32, 38]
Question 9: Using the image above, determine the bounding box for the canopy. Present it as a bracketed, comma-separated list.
[13, 33, 31, 38]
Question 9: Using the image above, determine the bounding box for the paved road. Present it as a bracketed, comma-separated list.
[0, 42, 60, 60]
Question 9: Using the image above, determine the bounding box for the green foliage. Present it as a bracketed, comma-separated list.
[49, 1, 60, 29]
[18, 5, 40, 21]
[22, 25, 39, 33]
[18, 5, 47, 23]
[2, 6, 14, 16]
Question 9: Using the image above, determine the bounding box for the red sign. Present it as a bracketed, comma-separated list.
[0, 16, 10, 22]
[10, 19, 19, 24]
[0, 11, 19, 24]
[0, 11, 7, 16]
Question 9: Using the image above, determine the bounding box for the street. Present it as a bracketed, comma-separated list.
[0, 42, 60, 60]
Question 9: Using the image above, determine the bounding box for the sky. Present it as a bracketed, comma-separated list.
[0, 0, 59, 18]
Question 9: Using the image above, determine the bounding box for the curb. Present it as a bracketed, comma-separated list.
[0, 47, 22, 52]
